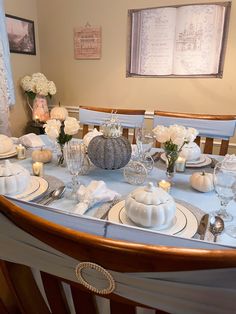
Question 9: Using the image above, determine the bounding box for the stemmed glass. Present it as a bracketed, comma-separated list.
[212, 160, 236, 224]
[135, 127, 154, 173]
[64, 139, 84, 200]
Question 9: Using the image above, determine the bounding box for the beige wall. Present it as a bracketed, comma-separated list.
[36, 0, 236, 115]
[5, 0, 236, 138]
[4, 0, 41, 136]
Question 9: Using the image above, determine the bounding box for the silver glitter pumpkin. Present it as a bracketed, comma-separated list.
[87, 115, 132, 170]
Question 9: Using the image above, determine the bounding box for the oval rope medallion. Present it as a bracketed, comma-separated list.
[75, 262, 115, 295]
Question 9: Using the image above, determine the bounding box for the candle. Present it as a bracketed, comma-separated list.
[175, 156, 186, 172]
[158, 180, 171, 192]
[16, 144, 26, 160]
[32, 162, 44, 177]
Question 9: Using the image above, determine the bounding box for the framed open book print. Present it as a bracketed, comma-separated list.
[127, 2, 231, 78]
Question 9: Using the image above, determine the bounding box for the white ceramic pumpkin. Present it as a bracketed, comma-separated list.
[0, 135, 13, 154]
[32, 148, 52, 163]
[179, 142, 201, 161]
[190, 171, 214, 192]
[0, 160, 30, 195]
[125, 182, 176, 228]
[83, 128, 103, 148]
[50, 105, 68, 121]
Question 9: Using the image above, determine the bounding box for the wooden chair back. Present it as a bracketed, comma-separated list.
[1, 196, 236, 314]
[154, 110, 236, 155]
[79, 106, 145, 143]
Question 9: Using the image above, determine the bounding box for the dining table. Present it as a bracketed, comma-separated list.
[2, 136, 236, 251]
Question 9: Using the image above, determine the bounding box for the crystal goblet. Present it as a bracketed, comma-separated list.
[135, 127, 155, 173]
[212, 161, 236, 222]
[64, 140, 84, 200]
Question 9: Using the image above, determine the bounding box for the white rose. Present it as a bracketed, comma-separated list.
[185, 127, 199, 142]
[152, 125, 170, 143]
[169, 125, 186, 147]
[64, 117, 80, 135]
[43, 119, 61, 140]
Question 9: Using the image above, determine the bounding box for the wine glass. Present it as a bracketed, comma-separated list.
[135, 127, 155, 173]
[64, 140, 84, 200]
[212, 161, 236, 223]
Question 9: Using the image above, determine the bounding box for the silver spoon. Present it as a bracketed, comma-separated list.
[43, 186, 66, 206]
[209, 215, 224, 242]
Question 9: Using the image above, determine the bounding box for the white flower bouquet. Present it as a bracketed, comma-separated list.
[21, 72, 56, 99]
[44, 117, 80, 165]
[152, 124, 198, 177]
[44, 117, 80, 144]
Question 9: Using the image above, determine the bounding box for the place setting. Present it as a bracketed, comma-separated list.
[106, 182, 199, 239]
[0, 159, 49, 203]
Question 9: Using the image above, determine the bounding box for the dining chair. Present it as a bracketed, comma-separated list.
[1, 195, 236, 314]
[79, 105, 145, 143]
[153, 110, 236, 155]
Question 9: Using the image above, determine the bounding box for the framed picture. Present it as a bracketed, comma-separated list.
[5, 14, 36, 55]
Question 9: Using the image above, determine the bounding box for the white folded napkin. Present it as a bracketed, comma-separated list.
[73, 180, 120, 215]
[19, 133, 44, 148]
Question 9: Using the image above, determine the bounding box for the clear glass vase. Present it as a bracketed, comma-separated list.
[57, 143, 66, 167]
[165, 149, 179, 182]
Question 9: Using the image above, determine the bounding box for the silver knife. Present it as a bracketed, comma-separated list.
[197, 214, 209, 240]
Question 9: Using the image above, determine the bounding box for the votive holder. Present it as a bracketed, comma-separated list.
[175, 156, 186, 172]
[32, 161, 44, 177]
[158, 180, 171, 193]
[16, 144, 26, 160]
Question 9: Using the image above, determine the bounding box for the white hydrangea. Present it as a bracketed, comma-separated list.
[35, 81, 49, 96]
[48, 81, 56, 95]
[64, 117, 80, 135]
[21, 75, 32, 91]
[43, 119, 61, 140]
[20, 72, 56, 97]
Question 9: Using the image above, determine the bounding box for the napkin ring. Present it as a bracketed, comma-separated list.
[75, 262, 115, 295]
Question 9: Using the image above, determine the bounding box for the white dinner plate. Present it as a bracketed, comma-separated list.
[160, 153, 212, 168]
[12, 176, 49, 202]
[186, 155, 206, 165]
[13, 176, 40, 199]
[119, 205, 187, 235]
[108, 200, 198, 238]
[0, 145, 17, 159]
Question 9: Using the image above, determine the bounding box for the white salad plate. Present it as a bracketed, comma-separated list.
[0, 145, 17, 159]
[108, 200, 198, 238]
[10, 176, 49, 202]
[160, 153, 212, 168]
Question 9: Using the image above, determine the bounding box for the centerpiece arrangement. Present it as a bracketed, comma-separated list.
[20, 72, 57, 122]
[43, 106, 80, 165]
[152, 124, 198, 179]
[87, 114, 132, 170]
